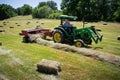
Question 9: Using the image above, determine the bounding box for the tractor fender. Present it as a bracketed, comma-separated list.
[54, 27, 69, 37]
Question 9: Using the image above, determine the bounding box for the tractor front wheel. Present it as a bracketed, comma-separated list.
[75, 40, 84, 47]
[53, 30, 64, 43]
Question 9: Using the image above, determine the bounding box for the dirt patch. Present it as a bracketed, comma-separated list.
[30, 34, 120, 67]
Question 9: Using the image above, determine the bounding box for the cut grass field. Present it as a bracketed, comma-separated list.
[0, 15, 120, 80]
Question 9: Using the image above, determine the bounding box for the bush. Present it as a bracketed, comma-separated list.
[32, 6, 52, 18]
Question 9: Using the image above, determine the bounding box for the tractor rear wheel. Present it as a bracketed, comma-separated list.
[75, 40, 84, 47]
[53, 30, 64, 43]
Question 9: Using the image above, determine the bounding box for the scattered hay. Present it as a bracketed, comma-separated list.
[39, 74, 58, 80]
[30, 34, 120, 66]
[0, 48, 11, 55]
[9, 54, 24, 65]
[117, 36, 120, 40]
[37, 59, 61, 75]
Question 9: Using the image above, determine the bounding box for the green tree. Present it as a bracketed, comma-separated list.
[38, 1, 57, 10]
[61, 0, 120, 22]
[32, 6, 52, 18]
[113, 0, 120, 22]
[21, 4, 32, 15]
[32, 1, 58, 19]
[0, 4, 17, 20]
[47, 1, 57, 10]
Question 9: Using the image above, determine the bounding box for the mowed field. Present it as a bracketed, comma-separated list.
[0, 15, 120, 80]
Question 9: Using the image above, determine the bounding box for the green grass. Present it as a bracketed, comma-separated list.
[0, 15, 120, 80]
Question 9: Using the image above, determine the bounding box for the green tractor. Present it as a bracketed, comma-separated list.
[52, 15, 103, 47]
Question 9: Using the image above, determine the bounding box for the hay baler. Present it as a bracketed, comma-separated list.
[21, 27, 52, 43]
[52, 15, 103, 47]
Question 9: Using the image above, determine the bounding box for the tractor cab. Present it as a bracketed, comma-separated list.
[59, 15, 77, 34]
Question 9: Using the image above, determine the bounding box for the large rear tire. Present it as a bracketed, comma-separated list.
[52, 30, 64, 43]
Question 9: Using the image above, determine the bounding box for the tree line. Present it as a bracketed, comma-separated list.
[0, 0, 120, 22]
[0, 1, 61, 20]
[61, 0, 120, 22]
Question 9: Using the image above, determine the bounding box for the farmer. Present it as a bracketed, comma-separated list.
[63, 19, 72, 27]
[63, 19, 73, 33]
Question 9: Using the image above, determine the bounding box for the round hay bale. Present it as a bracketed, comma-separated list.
[19, 33, 23, 35]
[0, 42, 2, 46]
[37, 59, 61, 75]
[0, 29, 5, 32]
[117, 36, 120, 40]
[103, 23, 107, 25]
[36, 21, 39, 23]
[15, 23, 18, 24]
[3, 24, 6, 25]
[41, 23, 44, 24]
[9, 26, 14, 28]
[0, 25, 3, 27]
[17, 25, 20, 26]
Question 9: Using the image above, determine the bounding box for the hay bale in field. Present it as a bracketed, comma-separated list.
[117, 36, 120, 40]
[37, 59, 61, 75]
[103, 23, 107, 25]
[26, 22, 30, 25]
[0, 25, 3, 27]
[17, 25, 20, 26]
[0, 42, 2, 46]
[19, 33, 23, 35]
[36, 21, 39, 23]
[9, 26, 14, 28]
[3, 23, 6, 25]
[41, 23, 44, 24]
[15, 23, 18, 24]
[0, 29, 5, 32]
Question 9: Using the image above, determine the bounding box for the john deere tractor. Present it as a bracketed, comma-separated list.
[52, 15, 103, 47]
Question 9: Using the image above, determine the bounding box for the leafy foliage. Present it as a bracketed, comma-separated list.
[61, 0, 120, 22]
[0, 4, 17, 20]
[32, 1, 61, 19]
[32, 6, 52, 18]
[16, 4, 32, 15]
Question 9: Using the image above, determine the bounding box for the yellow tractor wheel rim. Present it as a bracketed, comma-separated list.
[54, 33, 61, 42]
[76, 42, 82, 47]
